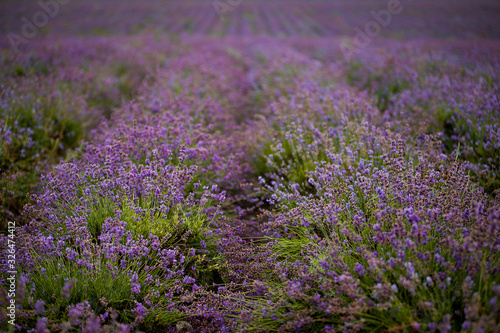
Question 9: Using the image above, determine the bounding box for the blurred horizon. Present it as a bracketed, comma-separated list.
[2, 0, 499, 42]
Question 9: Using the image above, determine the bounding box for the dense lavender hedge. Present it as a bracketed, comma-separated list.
[1, 23, 499, 333]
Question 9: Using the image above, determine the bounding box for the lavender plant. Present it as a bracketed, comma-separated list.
[249, 131, 499, 332]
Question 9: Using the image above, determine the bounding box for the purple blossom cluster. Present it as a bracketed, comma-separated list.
[255, 129, 500, 331]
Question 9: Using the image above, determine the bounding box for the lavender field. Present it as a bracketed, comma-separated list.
[1, 0, 500, 332]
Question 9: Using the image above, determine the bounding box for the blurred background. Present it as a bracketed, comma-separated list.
[1, 0, 499, 42]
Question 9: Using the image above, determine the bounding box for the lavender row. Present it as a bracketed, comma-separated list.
[0, 33, 499, 332]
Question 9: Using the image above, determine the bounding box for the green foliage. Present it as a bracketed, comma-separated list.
[437, 106, 500, 193]
[30, 257, 132, 317]
[54, 188, 215, 249]
[0, 96, 84, 229]
[256, 122, 390, 201]
[255, 132, 325, 190]
[344, 60, 410, 112]
[11, 54, 51, 77]
[144, 308, 187, 329]
[24, 250, 164, 327]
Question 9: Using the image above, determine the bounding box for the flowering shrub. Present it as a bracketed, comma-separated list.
[0, 39, 165, 229]
[4, 126, 235, 331]
[341, 50, 500, 193]
[252, 130, 500, 332]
